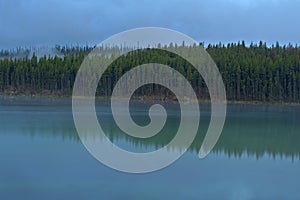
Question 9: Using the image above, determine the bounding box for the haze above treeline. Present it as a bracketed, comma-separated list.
[0, 41, 299, 59]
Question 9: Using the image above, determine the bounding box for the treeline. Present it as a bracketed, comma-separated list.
[1, 42, 300, 102]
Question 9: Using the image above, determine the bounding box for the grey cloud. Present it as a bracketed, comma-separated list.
[0, 0, 299, 48]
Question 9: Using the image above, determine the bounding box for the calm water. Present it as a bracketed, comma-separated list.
[1, 96, 300, 200]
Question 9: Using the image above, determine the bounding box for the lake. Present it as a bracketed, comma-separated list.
[0, 96, 300, 200]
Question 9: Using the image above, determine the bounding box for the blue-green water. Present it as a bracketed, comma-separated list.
[1, 96, 300, 199]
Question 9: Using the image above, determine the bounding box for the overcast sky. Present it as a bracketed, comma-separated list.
[0, 0, 300, 49]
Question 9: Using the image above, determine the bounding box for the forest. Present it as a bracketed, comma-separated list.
[1, 41, 300, 103]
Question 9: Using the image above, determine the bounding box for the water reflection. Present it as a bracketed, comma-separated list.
[1, 96, 300, 161]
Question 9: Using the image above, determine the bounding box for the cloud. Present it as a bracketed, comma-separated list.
[0, 0, 299, 48]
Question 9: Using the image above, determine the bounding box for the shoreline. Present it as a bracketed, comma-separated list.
[1, 93, 300, 106]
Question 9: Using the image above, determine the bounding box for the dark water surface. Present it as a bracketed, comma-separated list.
[1, 96, 300, 200]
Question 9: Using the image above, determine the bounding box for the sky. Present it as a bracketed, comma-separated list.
[0, 0, 300, 49]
